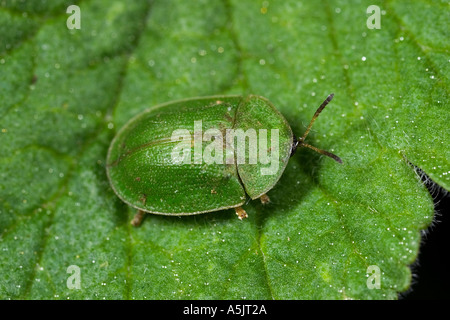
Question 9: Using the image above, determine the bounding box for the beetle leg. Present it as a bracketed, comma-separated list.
[131, 210, 146, 227]
[235, 207, 248, 220]
[259, 194, 270, 205]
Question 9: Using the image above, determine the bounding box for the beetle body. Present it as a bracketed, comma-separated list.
[107, 95, 293, 219]
[107, 94, 340, 224]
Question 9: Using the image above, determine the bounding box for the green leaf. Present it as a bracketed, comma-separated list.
[0, 0, 447, 300]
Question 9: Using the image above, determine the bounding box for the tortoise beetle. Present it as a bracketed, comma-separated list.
[106, 94, 341, 226]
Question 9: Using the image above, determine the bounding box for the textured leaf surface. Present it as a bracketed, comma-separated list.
[0, 0, 448, 299]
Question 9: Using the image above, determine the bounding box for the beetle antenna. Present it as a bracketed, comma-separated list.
[301, 93, 334, 141]
[292, 93, 342, 164]
[299, 142, 342, 164]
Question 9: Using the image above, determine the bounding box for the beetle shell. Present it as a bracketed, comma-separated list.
[106, 95, 293, 215]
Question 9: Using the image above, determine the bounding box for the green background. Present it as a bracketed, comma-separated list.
[0, 0, 448, 299]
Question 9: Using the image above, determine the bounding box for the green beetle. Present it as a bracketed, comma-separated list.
[106, 94, 341, 226]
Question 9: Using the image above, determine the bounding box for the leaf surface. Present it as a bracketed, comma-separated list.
[0, 0, 447, 299]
